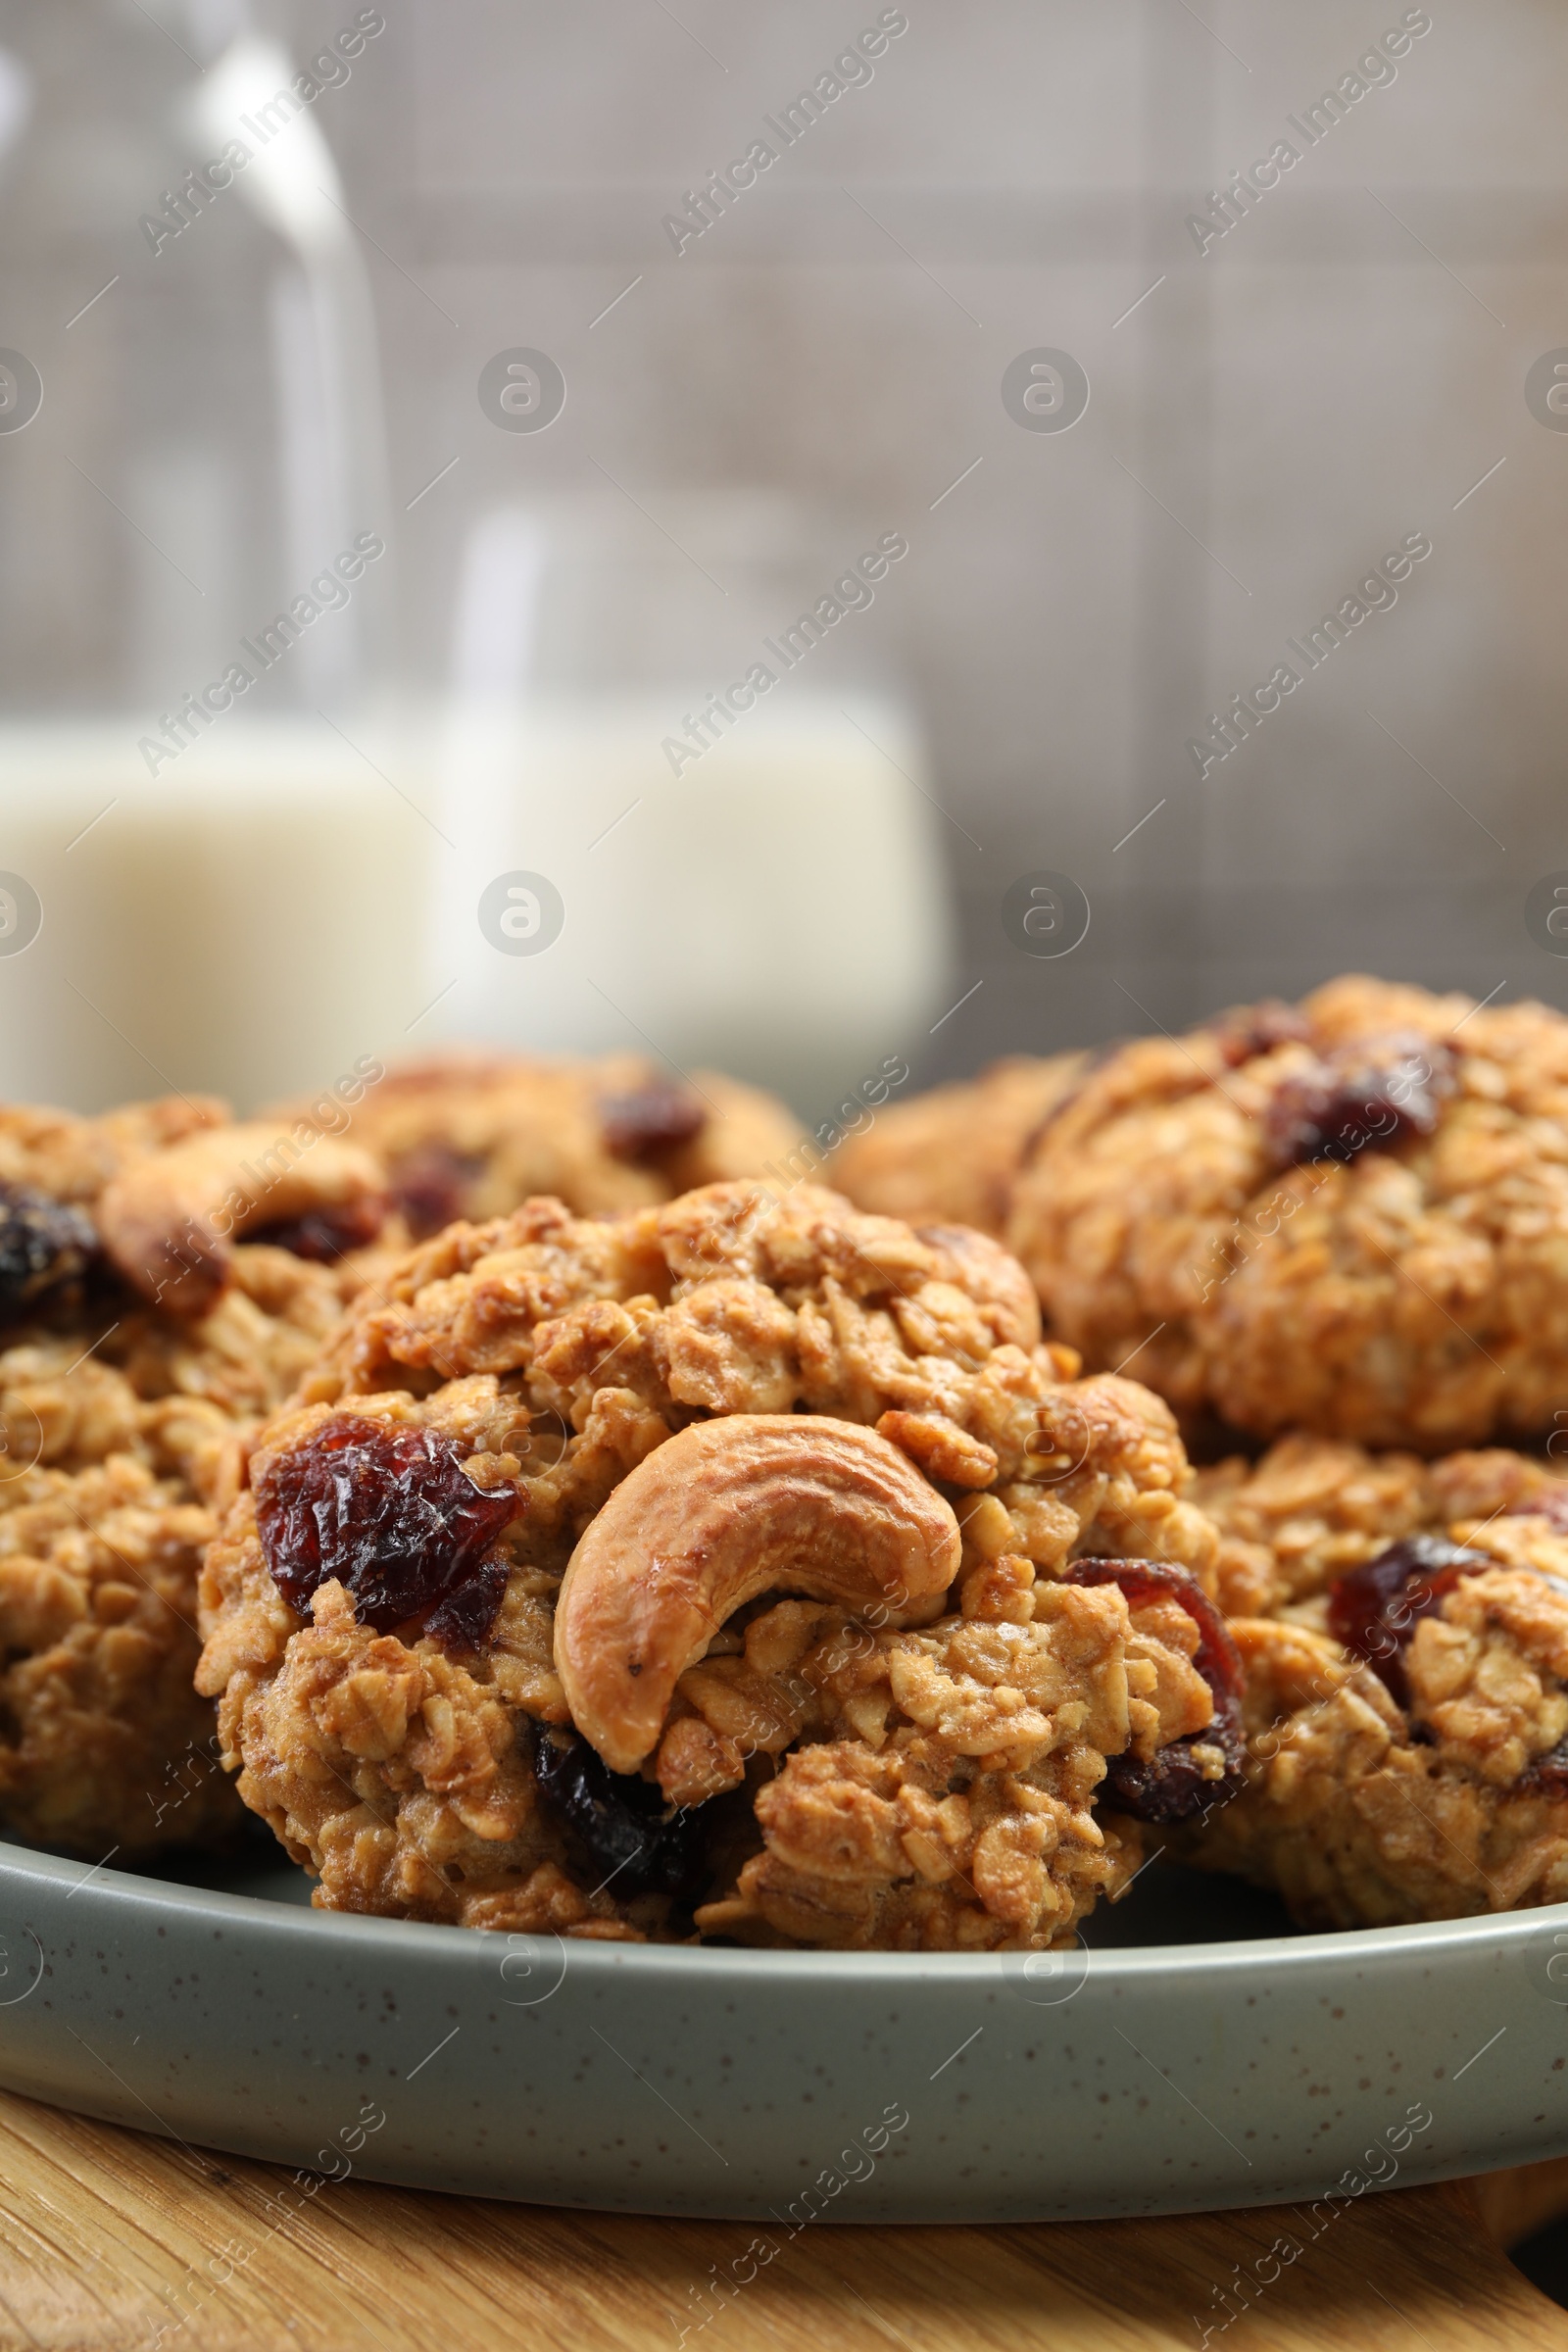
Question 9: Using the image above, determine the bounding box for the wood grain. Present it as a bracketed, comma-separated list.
[0, 2090, 1563, 2351]
[1474, 2158, 1568, 2253]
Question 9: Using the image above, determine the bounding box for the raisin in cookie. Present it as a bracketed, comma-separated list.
[1007, 976, 1568, 1451]
[1194, 1432, 1568, 1620]
[268, 1050, 802, 1241]
[1172, 1434, 1568, 1924]
[197, 1180, 1229, 1945]
[1170, 1573, 1568, 1929]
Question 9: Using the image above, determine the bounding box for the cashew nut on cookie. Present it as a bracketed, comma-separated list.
[554, 1414, 962, 1773]
[99, 1123, 387, 1311]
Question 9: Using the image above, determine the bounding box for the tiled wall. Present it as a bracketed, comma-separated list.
[17, 0, 1568, 1108]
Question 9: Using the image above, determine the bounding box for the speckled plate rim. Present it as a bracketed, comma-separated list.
[2, 1839, 1566, 2221]
[0, 1834, 1560, 1981]
[4, 1831, 1564, 1979]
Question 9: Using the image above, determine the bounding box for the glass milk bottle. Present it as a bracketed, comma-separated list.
[0, 0, 423, 1111]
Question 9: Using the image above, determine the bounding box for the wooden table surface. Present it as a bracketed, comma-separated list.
[0, 2091, 1565, 2351]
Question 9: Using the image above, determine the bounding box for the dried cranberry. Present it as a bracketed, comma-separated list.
[1325, 1533, 1492, 1707]
[1520, 1738, 1568, 1795]
[527, 1721, 709, 1898]
[424, 1554, 512, 1652]
[1207, 999, 1314, 1069]
[390, 1146, 486, 1239]
[0, 1184, 96, 1321]
[249, 1198, 387, 1263]
[255, 1412, 518, 1639]
[1263, 1033, 1456, 1168]
[1063, 1559, 1246, 1822]
[598, 1082, 706, 1164]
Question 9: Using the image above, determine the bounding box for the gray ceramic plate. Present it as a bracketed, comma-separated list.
[1, 1832, 1565, 2222]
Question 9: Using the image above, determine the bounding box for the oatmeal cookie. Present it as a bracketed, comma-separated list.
[0, 1093, 225, 1329]
[696, 1558, 1240, 1949]
[1174, 1434, 1568, 1924]
[828, 1054, 1086, 1237]
[0, 1101, 377, 1855]
[197, 1180, 1228, 1944]
[1170, 1577, 1568, 1928]
[1194, 1432, 1568, 1620]
[268, 1050, 802, 1241]
[1006, 975, 1568, 1450]
[0, 1101, 372, 1480]
[0, 1093, 227, 1210]
[0, 1449, 236, 1853]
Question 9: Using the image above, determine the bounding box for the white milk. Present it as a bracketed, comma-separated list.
[0, 693, 954, 1119]
[0, 719, 430, 1112]
[428, 690, 956, 1115]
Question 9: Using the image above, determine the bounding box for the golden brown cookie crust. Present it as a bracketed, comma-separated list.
[1007, 976, 1568, 1449]
[1171, 1605, 1568, 1928]
[267, 1050, 802, 1238]
[0, 1446, 236, 1855]
[702, 1575, 1215, 1950]
[0, 1095, 226, 1206]
[1194, 1432, 1568, 1619]
[829, 1054, 1086, 1238]
[0, 1100, 362, 1858]
[199, 1181, 1221, 1943]
[0, 1334, 225, 1857]
[1176, 1429, 1568, 1925]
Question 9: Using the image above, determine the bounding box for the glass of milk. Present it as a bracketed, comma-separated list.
[427, 493, 956, 1117]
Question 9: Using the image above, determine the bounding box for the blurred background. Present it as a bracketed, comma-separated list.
[0, 0, 1562, 1129]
